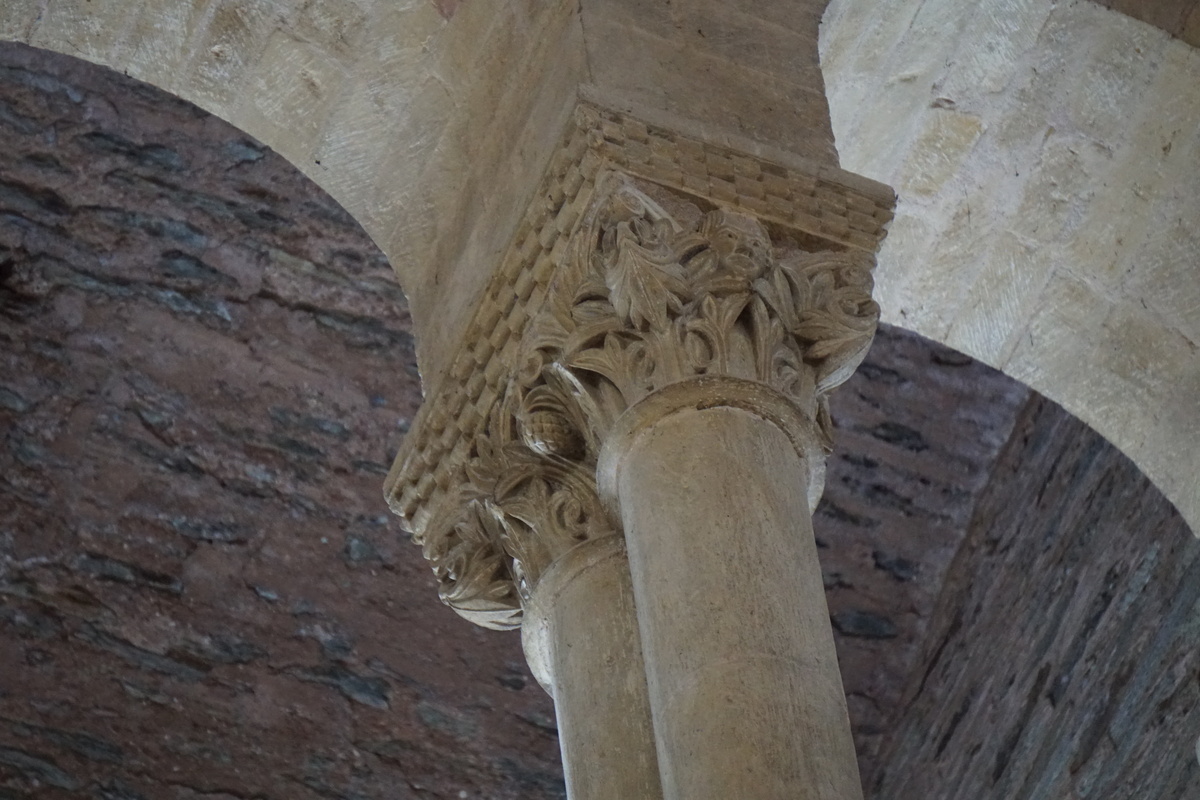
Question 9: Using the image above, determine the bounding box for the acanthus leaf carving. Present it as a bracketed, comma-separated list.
[421, 172, 881, 629]
[602, 216, 692, 332]
[422, 495, 523, 630]
[527, 174, 880, 445]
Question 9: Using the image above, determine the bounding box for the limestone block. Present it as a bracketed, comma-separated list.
[307, 2, 447, 241]
[1097, 305, 1197, 412]
[816, 0, 880, 84]
[0, 2, 40, 41]
[936, 0, 1053, 98]
[825, 75, 870, 153]
[1059, 12, 1168, 147]
[586, 0, 824, 89]
[880, 174, 1014, 348]
[379, 0, 586, 379]
[1123, 115, 1200, 344]
[1012, 133, 1109, 246]
[837, 74, 929, 183]
[945, 233, 1050, 366]
[885, 0, 976, 79]
[1126, 220, 1200, 346]
[1002, 273, 1109, 408]
[868, 212, 943, 334]
[897, 109, 984, 197]
[120, 0, 212, 92]
[824, 0, 1200, 533]
[823, 0, 925, 93]
[983, 67, 1065, 168]
[582, 10, 837, 163]
[235, 0, 375, 158]
[428, 0, 509, 85]
[286, 0, 373, 60]
[177, 0, 275, 113]
[1060, 101, 1177, 298]
[233, 30, 356, 169]
[30, 0, 134, 64]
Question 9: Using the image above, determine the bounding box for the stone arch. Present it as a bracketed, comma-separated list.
[3, 0, 391, 232]
[821, 0, 1200, 534]
[2, 0, 591, 377]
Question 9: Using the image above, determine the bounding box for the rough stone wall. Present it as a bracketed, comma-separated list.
[0, 42, 566, 800]
[870, 395, 1200, 799]
[822, 0, 1200, 537]
[818, 326, 1030, 768]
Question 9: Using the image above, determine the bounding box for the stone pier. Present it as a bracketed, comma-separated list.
[385, 101, 894, 796]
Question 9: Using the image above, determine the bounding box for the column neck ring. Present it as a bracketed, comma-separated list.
[596, 375, 826, 522]
[521, 533, 628, 694]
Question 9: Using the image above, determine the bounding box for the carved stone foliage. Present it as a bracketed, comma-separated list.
[523, 175, 879, 446]
[423, 175, 880, 630]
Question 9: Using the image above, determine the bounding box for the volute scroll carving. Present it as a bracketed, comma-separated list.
[420, 173, 881, 630]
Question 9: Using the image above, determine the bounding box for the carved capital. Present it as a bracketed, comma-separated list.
[520, 173, 879, 448]
[386, 101, 895, 629]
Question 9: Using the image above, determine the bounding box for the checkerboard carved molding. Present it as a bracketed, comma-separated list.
[385, 100, 895, 628]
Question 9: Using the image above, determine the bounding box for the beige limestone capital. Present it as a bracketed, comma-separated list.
[385, 101, 894, 629]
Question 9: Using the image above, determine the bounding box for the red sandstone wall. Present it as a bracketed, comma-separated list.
[819, 325, 1029, 767]
[870, 395, 1199, 798]
[0, 42, 564, 799]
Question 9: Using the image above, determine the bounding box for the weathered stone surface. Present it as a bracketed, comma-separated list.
[820, 325, 1030, 769]
[582, 0, 837, 163]
[822, 0, 1200, 535]
[0, 42, 564, 800]
[870, 395, 1200, 799]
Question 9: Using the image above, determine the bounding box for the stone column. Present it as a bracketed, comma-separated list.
[523, 536, 662, 799]
[412, 455, 662, 799]
[385, 101, 895, 799]
[600, 382, 861, 799]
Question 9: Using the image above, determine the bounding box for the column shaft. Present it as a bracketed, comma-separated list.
[613, 404, 862, 800]
[523, 537, 663, 800]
